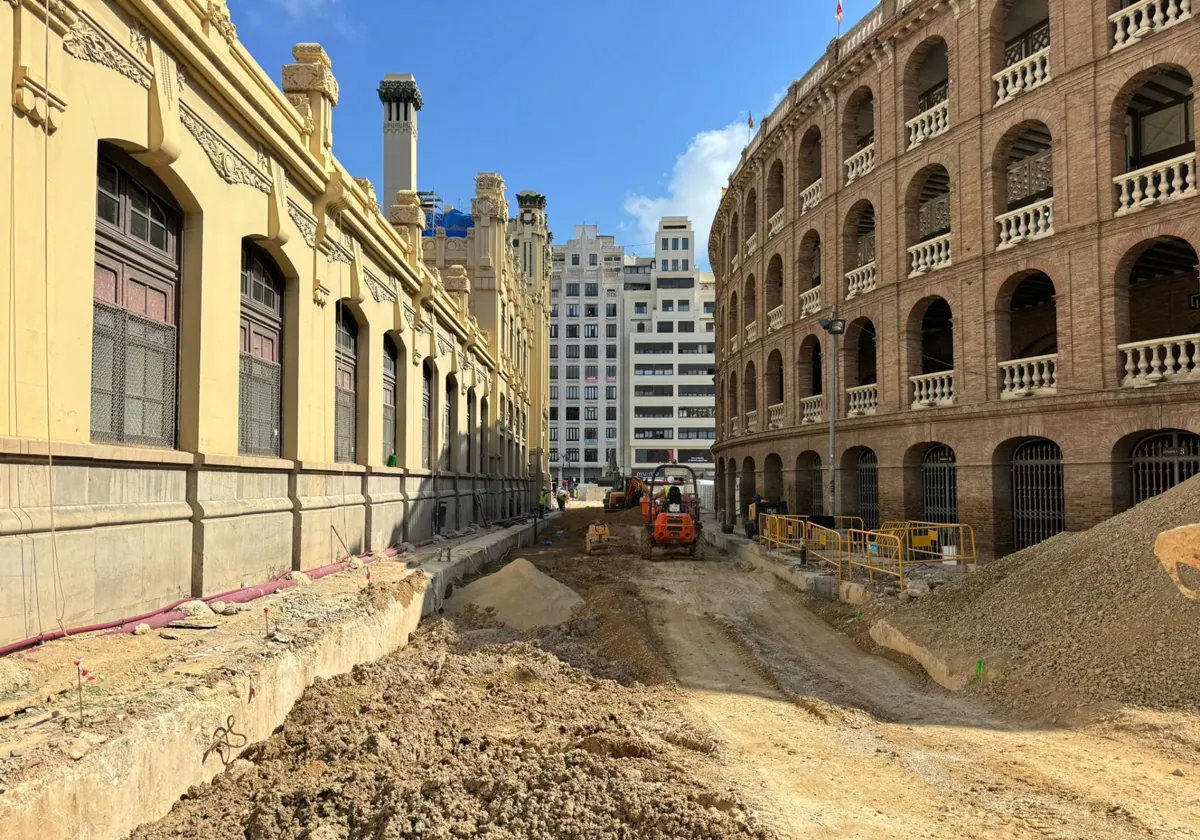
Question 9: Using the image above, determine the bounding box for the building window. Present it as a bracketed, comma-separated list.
[550, 365, 559, 380]
[606, 344, 617, 359]
[606, 386, 617, 400]
[567, 304, 579, 317]
[635, 428, 674, 440]
[550, 346, 559, 359]
[661, 260, 668, 271]
[550, 324, 559, 338]
[635, 406, 674, 418]
[671, 259, 679, 271]
[585, 388, 598, 403]
[550, 385, 559, 399]
[657, 322, 674, 333]
[443, 378, 455, 470]
[606, 303, 617, 318]
[679, 406, 716, 418]
[635, 385, 673, 397]
[565, 447, 579, 462]
[636, 323, 646, 333]
[585, 405, 598, 419]
[567, 325, 579, 339]
[682, 237, 689, 250]
[566, 427, 580, 441]
[679, 428, 716, 440]
[566, 407, 579, 421]
[565, 345, 579, 359]
[551, 304, 559, 317]
[585, 304, 599, 318]
[585, 344, 599, 359]
[606, 427, 617, 440]
[635, 364, 673, 375]
[662, 301, 674, 312]
[91, 149, 181, 449]
[585, 324, 598, 338]
[383, 335, 398, 464]
[606, 323, 617, 338]
[549, 426, 558, 441]
[586, 283, 599, 296]
[678, 321, 695, 333]
[567, 365, 580, 380]
[635, 302, 648, 314]
[335, 303, 359, 463]
[661, 237, 668, 250]
[421, 360, 432, 469]
[585, 364, 599, 379]
[571, 254, 580, 265]
[239, 242, 285, 457]
[682, 259, 689, 271]
[706, 322, 715, 332]
[704, 301, 716, 313]
[549, 448, 559, 462]
[589, 253, 598, 266]
[585, 448, 598, 463]
[678, 300, 690, 311]
[585, 426, 598, 441]
[566, 283, 580, 296]
[679, 384, 715, 396]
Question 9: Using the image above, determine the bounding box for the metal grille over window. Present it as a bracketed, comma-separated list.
[919, 195, 951, 240]
[1007, 150, 1053, 206]
[91, 301, 177, 448]
[922, 445, 959, 524]
[858, 450, 880, 531]
[335, 386, 356, 463]
[238, 354, 281, 456]
[1011, 439, 1065, 550]
[1130, 431, 1200, 506]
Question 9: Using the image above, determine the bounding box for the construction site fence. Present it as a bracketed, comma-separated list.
[760, 514, 808, 554]
[757, 515, 844, 582]
[846, 529, 907, 586]
[878, 521, 978, 569]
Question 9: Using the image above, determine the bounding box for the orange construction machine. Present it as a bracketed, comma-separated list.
[639, 464, 703, 560]
[604, 476, 647, 513]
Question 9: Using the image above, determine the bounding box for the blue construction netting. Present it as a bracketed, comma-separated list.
[422, 207, 475, 238]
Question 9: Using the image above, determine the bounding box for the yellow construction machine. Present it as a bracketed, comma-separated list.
[585, 521, 613, 555]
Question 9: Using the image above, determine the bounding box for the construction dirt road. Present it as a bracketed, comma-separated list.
[132, 507, 1200, 839]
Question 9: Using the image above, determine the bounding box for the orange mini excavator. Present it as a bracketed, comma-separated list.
[639, 464, 703, 560]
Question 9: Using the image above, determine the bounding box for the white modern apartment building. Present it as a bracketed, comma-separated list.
[622, 218, 717, 479]
[548, 226, 626, 482]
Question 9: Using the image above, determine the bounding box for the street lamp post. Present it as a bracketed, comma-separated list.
[818, 307, 846, 519]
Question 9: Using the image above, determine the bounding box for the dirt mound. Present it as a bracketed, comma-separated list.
[897, 474, 1200, 715]
[445, 558, 582, 630]
[131, 622, 771, 840]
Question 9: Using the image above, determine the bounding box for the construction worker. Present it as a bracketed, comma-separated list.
[746, 493, 763, 539]
[538, 487, 548, 518]
[557, 487, 568, 511]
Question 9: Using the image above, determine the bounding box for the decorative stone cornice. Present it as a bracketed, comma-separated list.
[180, 104, 269, 193]
[63, 11, 151, 89]
[376, 78, 423, 110]
[282, 43, 338, 106]
[288, 200, 318, 247]
[516, 191, 547, 209]
[201, 0, 237, 45]
[354, 177, 380, 214]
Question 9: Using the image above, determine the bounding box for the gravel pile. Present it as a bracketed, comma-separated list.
[900, 474, 1200, 714]
[132, 621, 771, 840]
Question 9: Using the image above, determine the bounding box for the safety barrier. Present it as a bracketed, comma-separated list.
[760, 514, 808, 553]
[831, 515, 864, 534]
[804, 521, 845, 581]
[896, 521, 978, 569]
[846, 529, 906, 585]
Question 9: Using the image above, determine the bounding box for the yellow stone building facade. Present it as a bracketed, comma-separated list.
[0, 0, 550, 646]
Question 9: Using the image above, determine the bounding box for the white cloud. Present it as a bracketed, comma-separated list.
[623, 121, 747, 269]
[265, 0, 362, 37]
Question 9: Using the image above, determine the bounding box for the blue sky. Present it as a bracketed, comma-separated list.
[229, 0, 863, 267]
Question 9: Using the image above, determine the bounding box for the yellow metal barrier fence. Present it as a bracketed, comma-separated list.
[804, 521, 845, 581]
[760, 514, 808, 553]
[832, 515, 864, 533]
[896, 521, 978, 569]
[846, 529, 906, 586]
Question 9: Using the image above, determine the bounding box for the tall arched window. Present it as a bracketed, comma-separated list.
[238, 242, 285, 457]
[383, 335, 399, 464]
[443, 376, 456, 471]
[422, 361, 434, 470]
[91, 146, 181, 448]
[466, 389, 476, 473]
[334, 302, 358, 463]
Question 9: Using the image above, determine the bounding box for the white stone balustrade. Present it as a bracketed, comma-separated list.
[996, 197, 1055, 249]
[907, 233, 952, 277]
[729, 416, 739, 436]
[1111, 0, 1192, 52]
[999, 354, 1058, 399]
[799, 286, 822, 317]
[746, 232, 759, 255]
[730, 334, 739, 353]
[910, 372, 957, 409]
[907, 100, 950, 150]
[745, 409, 759, 434]
[800, 395, 824, 424]
[994, 48, 1050, 106]
[845, 262, 877, 299]
[1119, 333, 1200, 387]
[847, 384, 878, 416]
[800, 179, 823, 214]
[1114, 152, 1197, 216]
[768, 207, 786, 238]
[731, 253, 741, 271]
[767, 402, 785, 429]
[767, 304, 784, 333]
[744, 321, 758, 344]
[845, 143, 876, 184]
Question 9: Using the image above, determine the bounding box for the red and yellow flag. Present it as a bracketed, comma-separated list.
[836, 0, 843, 23]
[748, 112, 755, 130]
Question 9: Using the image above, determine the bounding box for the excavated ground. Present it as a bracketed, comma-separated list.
[131, 508, 1200, 839]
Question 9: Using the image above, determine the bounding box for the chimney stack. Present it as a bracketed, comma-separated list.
[378, 74, 422, 203]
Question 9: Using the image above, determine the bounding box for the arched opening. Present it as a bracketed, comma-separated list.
[765, 254, 784, 321]
[91, 144, 182, 449]
[743, 275, 758, 337]
[444, 375, 458, 471]
[729, 212, 741, 264]
[766, 159, 786, 227]
[798, 335, 823, 424]
[741, 457, 758, 519]
[995, 121, 1055, 247]
[798, 230, 822, 294]
[1113, 66, 1194, 215]
[422, 360, 435, 470]
[844, 201, 877, 298]
[726, 457, 739, 523]
[766, 349, 785, 425]
[843, 87, 876, 183]
[908, 297, 956, 407]
[997, 271, 1058, 398]
[846, 317, 878, 416]
[1010, 437, 1065, 550]
[744, 189, 759, 245]
[857, 449, 880, 529]
[383, 335, 400, 465]
[334, 301, 360, 463]
[729, 290, 739, 342]
[1116, 236, 1200, 387]
[764, 453, 784, 500]
[922, 444, 959, 523]
[729, 371, 739, 432]
[479, 396, 490, 474]
[991, 0, 1051, 105]
[795, 451, 824, 515]
[743, 361, 758, 428]
[1128, 429, 1200, 507]
[798, 126, 824, 212]
[907, 165, 952, 276]
[238, 240, 285, 457]
[906, 37, 950, 149]
[466, 388, 477, 473]
[716, 458, 727, 523]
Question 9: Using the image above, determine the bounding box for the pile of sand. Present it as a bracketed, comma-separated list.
[895, 474, 1200, 713]
[446, 558, 582, 630]
[132, 622, 769, 840]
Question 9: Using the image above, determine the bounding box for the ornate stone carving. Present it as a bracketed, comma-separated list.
[282, 43, 339, 105]
[363, 269, 397, 303]
[328, 242, 352, 265]
[288, 200, 318, 247]
[404, 305, 417, 328]
[390, 189, 426, 229]
[180, 104, 269, 193]
[354, 177, 380, 214]
[63, 13, 151, 89]
[376, 78, 423, 110]
[130, 21, 149, 58]
[202, 1, 237, 45]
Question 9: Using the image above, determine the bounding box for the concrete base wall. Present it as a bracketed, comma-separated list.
[0, 448, 544, 647]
